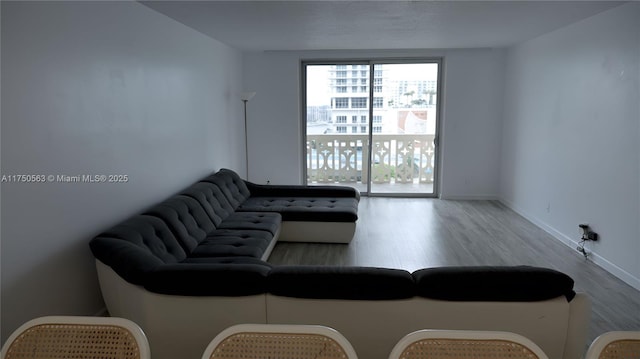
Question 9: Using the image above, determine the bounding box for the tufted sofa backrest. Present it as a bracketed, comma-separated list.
[180, 182, 235, 226]
[144, 195, 216, 252]
[89, 215, 187, 285]
[199, 169, 251, 210]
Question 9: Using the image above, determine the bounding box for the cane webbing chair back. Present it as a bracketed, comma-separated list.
[586, 331, 640, 359]
[388, 330, 549, 359]
[1, 316, 150, 359]
[202, 324, 358, 359]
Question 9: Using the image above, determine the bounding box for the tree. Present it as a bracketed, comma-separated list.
[403, 91, 415, 107]
[411, 99, 427, 106]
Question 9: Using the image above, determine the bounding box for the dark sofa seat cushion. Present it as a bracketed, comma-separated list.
[246, 182, 360, 200]
[190, 229, 275, 258]
[182, 256, 269, 265]
[238, 197, 359, 222]
[412, 266, 576, 302]
[144, 260, 272, 296]
[268, 266, 415, 300]
[218, 212, 282, 235]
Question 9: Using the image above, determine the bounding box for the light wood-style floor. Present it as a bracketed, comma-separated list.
[268, 198, 640, 343]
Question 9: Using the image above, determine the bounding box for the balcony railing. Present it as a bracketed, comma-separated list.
[306, 134, 435, 185]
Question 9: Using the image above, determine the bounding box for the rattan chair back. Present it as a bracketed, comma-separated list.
[388, 329, 549, 359]
[586, 331, 640, 359]
[202, 323, 358, 359]
[1, 316, 150, 359]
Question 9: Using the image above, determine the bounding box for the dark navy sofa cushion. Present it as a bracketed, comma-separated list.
[242, 182, 360, 222]
[180, 182, 235, 226]
[238, 198, 358, 222]
[218, 212, 282, 235]
[190, 229, 274, 258]
[199, 169, 251, 210]
[246, 182, 360, 199]
[182, 256, 269, 265]
[268, 266, 415, 300]
[412, 266, 576, 302]
[144, 195, 217, 252]
[89, 215, 188, 285]
[93, 215, 187, 264]
[90, 237, 165, 285]
[144, 261, 272, 296]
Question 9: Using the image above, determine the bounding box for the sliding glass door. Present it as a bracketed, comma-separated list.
[370, 63, 439, 195]
[304, 60, 440, 196]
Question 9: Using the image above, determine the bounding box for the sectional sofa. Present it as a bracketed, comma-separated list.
[89, 168, 590, 359]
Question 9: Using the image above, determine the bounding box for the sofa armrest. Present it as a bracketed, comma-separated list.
[89, 237, 164, 285]
[412, 266, 576, 301]
[143, 262, 271, 296]
[245, 182, 360, 200]
[563, 292, 591, 359]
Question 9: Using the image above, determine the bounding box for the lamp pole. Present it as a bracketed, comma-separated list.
[240, 92, 256, 180]
[242, 98, 249, 179]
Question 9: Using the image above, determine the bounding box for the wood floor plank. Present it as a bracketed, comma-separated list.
[267, 198, 640, 342]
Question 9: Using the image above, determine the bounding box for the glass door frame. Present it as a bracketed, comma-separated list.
[301, 58, 443, 198]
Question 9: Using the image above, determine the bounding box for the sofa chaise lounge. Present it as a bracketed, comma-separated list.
[89, 169, 590, 359]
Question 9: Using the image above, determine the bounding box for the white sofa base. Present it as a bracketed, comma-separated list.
[260, 226, 281, 260]
[266, 293, 591, 359]
[96, 260, 590, 359]
[278, 221, 356, 243]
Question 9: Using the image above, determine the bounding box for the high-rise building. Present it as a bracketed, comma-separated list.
[327, 65, 436, 134]
[328, 64, 384, 134]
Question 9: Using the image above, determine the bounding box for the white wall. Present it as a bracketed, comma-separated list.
[243, 48, 506, 199]
[0, 1, 244, 340]
[500, 3, 640, 289]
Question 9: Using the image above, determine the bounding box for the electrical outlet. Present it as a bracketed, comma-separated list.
[579, 224, 598, 241]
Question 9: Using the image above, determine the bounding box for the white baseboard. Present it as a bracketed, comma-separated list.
[587, 249, 640, 291]
[499, 198, 640, 292]
[439, 194, 499, 200]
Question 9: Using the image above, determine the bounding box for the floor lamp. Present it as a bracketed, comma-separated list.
[241, 92, 256, 180]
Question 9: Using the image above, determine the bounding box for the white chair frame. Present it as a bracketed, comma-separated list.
[585, 331, 640, 359]
[201, 323, 358, 359]
[1, 316, 150, 359]
[388, 329, 549, 359]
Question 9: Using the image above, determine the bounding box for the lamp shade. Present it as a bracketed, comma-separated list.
[240, 92, 256, 101]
